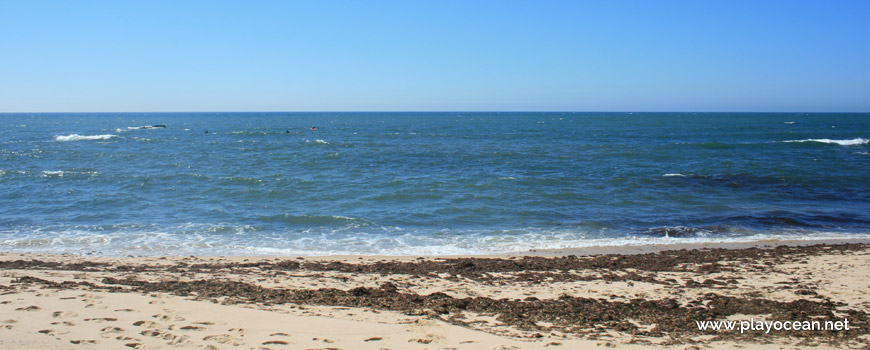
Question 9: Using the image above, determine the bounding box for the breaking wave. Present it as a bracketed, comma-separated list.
[54, 134, 118, 142]
[783, 138, 868, 146]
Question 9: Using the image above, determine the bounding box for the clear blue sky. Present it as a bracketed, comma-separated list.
[1, 0, 868, 112]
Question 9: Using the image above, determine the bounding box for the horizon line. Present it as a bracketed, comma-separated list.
[2, 110, 869, 114]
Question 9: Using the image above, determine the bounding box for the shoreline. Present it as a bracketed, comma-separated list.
[5, 236, 869, 262]
[522, 237, 870, 257]
[1, 241, 868, 349]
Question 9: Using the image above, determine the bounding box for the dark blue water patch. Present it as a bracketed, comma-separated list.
[657, 173, 870, 202]
[720, 212, 870, 229]
[632, 211, 870, 239]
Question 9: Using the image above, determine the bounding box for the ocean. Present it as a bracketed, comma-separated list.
[1, 112, 868, 256]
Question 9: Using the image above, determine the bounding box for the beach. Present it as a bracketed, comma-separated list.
[3, 0, 870, 347]
[2, 240, 868, 349]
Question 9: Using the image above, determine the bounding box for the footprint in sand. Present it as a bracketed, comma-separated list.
[53, 311, 77, 318]
[364, 337, 382, 342]
[140, 330, 188, 345]
[262, 340, 290, 345]
[114, 308, 136, 312]
[179, 325, 207, 331]
[51, 321, 77, 326]
[101, 326, 125, 333]
[152, 313, 185, 322]
[133, 320, 160, 328]
[229, 327, 247, 335]
[124, 342, 145, 349]
[81, 294, 103, 308]
[69, 339, 98, 344]
[269, 332, 291, 337]
[85, 317, 118, 323]
[15, 305, 41, 311]
[203, 334, 242, 346]
[39, 328, 69, 335]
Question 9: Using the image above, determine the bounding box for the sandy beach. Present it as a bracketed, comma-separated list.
[1, 240, 868, 349]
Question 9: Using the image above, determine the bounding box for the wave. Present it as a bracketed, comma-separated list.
[660, 173, 784, 187]
[41, 170, 64, 177]
[640, 226, 717, 238]
[257, 214, 376, 227]
[721, 212, 870, 228]
[656, 173, 849, 199]
[54, 134, 118, 142]
[783, 138, 868, 146]
[231, 130, 269, 135]
[3, 224, 869, 257]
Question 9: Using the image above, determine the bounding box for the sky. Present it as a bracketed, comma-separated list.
[0, 0, 868, 112]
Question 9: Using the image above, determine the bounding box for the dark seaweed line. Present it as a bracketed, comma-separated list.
[9, 275, 866, 343]
[97, 278, 870, 341]
[2, 243, 865, 277]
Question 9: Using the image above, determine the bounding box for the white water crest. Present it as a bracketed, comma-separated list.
[41, 170, 64, 177]
[3, 225, 870, 257]
[54, 134, 118, 142]
[784, 138, 868, 146]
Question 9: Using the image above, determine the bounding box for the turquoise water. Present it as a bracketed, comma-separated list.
[1, 112, 869, 256]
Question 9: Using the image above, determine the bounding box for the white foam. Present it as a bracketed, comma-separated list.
[4, 224, 869, 257]
[662, 173, 686, 177]
[199, 230, 870, 256]
[783, 138, 868, 146]
[315, 139, 329, 144]
[54, 134, 118, 142]
[783, 121, 796, 124]
[41, 170, 64, 177]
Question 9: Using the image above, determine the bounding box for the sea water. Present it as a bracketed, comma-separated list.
[1, 112, 868, 256]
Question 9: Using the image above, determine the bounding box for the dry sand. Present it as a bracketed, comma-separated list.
[1, 240, 868, 349]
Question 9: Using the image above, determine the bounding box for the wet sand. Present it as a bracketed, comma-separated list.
[1, 241, 869, 349]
